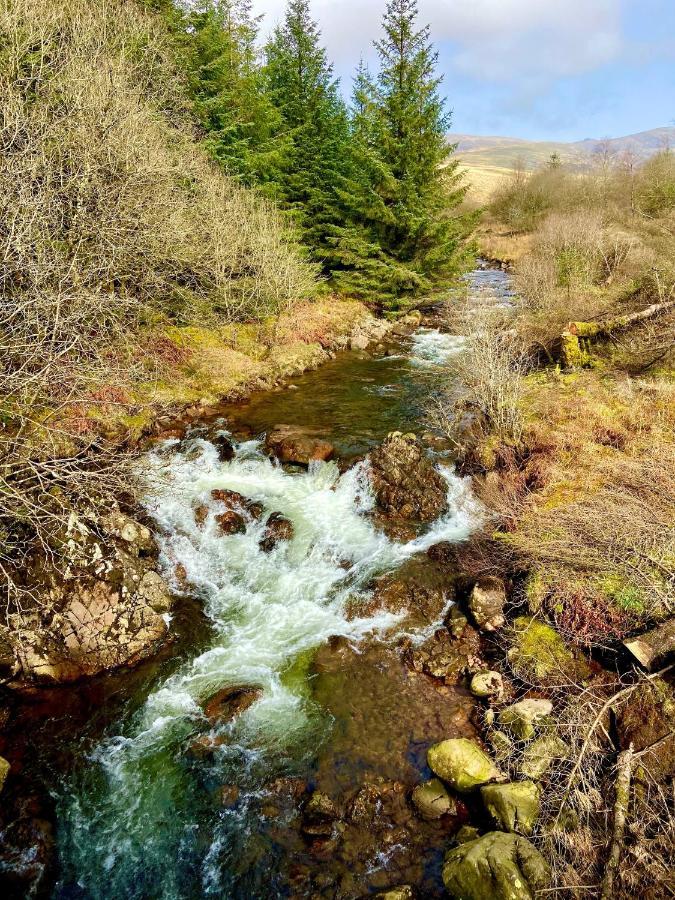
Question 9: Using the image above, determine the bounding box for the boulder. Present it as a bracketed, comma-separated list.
[411, 777, 457, 820]
[480, 781, 540, 835]
[427, 738, 500, 792]
[508, 617, 591, 686]
[99, 510, 156, 556]
[468, 577, 506, 632]
[215, 510, 247, 535]
[259, 512, 294, 552]
[0, 755, 10, 792]
[470, 670, 504, 699]
[442, 831, 551, 900]
[368, 432, 448, 522]
[264, 425, 334, 466]
[520, 734, 570, 780]
[137, 570, 172, 614]
[498, 699, 553, 742]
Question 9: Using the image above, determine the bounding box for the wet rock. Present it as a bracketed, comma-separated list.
[302, 791, 340, 837]
[348, 783, 383, 827]
[614, 677, 675, 782]
[215, 510, 247, 535]
[481, 781, 540, 835]
[454, 825, 481, 845]
[470, 670, 504, 699]
[220, 784, 240, 807]
[259, 512, 294, 552]
[213, 434, 235, 462]
[520, 734, 570, 780]
[137, 570, 172, 614]
[210, 489, 263, 519]
[443, 831, 551, 900]
[427, 738, 501, 792]
[0, 755, 10, 792]
[264, 425, 334, 466]
[411, 777, 457, 820]
[498, 699, 553, 742]
[507, 617, 591, 686]
[202, 685, 262, 723]
[468, 576, 506, 632]
[0, 797, 55, 898]
[194, 504, 209, 527]
[362, 559, 454, 624]
[368, 432, 448, 522]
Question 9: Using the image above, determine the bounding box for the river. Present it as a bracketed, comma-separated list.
[5, 267, 515, 899]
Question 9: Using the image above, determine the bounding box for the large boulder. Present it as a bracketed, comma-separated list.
[264, 425, 334, 466]
[427, 738, 500, 792]
[468, 577, 506, 632]
[498, 699, 553, 742]
[368, 432, 448, 522]
[442, 831, 551, 900]
[480, 781, 540, 835]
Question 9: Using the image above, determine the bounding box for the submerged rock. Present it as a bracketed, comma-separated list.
[264, 425, 335, 466]
[368, 432, 448, 522]
[302, 791, 340, 838]
[480, 781, 540, 835]
[259, 512, 294, 552]
[405, 626, 482, 685]
[442, 831, 551, 900]
[411, 777, 457, 820]
[467, 577, 506, 632]
[427, 738, 500, 792]
[498, 699, 553, 742]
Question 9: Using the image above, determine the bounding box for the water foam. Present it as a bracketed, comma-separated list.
[409, 327, 466, 366]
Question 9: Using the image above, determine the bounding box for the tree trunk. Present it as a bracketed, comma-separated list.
[623, 618, 675, 670]
[600, 744, 634, 900]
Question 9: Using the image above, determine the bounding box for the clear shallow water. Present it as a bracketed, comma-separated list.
[46, 267, 512, 899]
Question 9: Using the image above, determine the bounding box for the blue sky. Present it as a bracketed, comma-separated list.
[252, 0, 675, 141]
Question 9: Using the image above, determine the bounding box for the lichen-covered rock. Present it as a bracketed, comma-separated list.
[498, 699, 553, 742]
[412, 777, 457, 820]
[259, 512, 294, 552]
[443, 831, 551, 900]
[264, 425, 334, 466]
[520, 734, 570, 780]
[368, 432, 448, 522]
[508, 617, 591, 686]
[470, 670, 504, 699]
[427, 738, 500, 792]
[480, 781, 540, 835]
[468, 577, 506, 632]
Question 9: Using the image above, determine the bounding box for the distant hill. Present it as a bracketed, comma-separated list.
[449, 126, 675, 203]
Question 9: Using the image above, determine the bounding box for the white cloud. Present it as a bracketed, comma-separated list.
[251, 0, 624, 81]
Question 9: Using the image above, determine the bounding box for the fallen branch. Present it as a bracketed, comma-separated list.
[600, 743, 634, 900]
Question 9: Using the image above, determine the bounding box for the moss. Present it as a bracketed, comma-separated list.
[508, 616, 591, 685]
[598, 573, 647, 615]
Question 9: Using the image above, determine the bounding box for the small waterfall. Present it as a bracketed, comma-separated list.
[55, 435, 480, 899]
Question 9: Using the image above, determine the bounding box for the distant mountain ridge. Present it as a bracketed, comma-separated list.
[449, 126, 675, 172]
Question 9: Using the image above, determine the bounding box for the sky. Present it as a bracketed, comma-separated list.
[251, 0, 675, 142]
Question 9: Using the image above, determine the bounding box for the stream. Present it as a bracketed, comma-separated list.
[4, 267, 515, 899]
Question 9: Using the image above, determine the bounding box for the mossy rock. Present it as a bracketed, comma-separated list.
[427, 738, 500, 793]
[508, 617, 591, 686]
[498, 699, 553, 742]
[520, 733, 570, 780]
[412, 777, 456, 820]
[0, 756, 9, 793]
[443, 831, 551, 900]
[480, 781, 540, 835]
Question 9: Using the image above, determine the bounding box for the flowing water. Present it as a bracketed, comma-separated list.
[6, 267, 515, 899]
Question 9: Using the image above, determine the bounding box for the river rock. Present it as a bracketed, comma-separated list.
[498, 699, 553, 742]
[259, 512, 294, 552]
[468, 577, 506, 632]
[442, 831, 551, 900]
[361, 557, 454, 624]
[411, 777, 457, 820]
[520, 734, 570, 780]
[213, 434, 235, 461]
[427, 738, 501, 792]
[215, 510, 247, 535]
[264, 425, 334, 466]
[404, 625, 482, 685]
[211, 489, 263, 520]
[470, 670, 504, 699]
[368, 432, 448, 522]
[194, 504, 209, 526]
[202, 685, 262, 723]
[481, 781, 540, 835]
[302, 791, 340, 837]
[0, 756, 10, 792]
